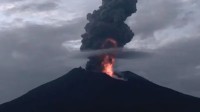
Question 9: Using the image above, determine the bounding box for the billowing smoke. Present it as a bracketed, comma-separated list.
[81, 0, 137, 50]
[81, 0, 138, 72]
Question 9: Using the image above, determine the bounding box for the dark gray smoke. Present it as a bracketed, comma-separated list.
[81, 0, 138, 71]
[81, 0, 137, 50]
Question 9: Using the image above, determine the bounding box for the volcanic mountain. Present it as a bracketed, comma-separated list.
[0, 67, 200, 112]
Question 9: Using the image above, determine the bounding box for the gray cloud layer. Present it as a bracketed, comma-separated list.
[0, 18, 87, 104]
[8, 1, 59, 12]
[0, 0, 200, 104]
[129, 0, 181, 38]
[118, 37, 200, 97]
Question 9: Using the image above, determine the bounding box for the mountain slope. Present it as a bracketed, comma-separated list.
[0, 67, 200, 112]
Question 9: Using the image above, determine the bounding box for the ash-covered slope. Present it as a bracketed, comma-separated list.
[0, 67, 200, 112]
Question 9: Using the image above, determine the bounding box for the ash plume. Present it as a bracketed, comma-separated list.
[81, 0, 138, 71]
[81, 0, 137, 50]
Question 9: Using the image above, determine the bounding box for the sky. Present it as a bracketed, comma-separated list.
[0, 0, 200, 104]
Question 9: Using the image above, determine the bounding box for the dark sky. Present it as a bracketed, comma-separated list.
[0, 0, 200, 104]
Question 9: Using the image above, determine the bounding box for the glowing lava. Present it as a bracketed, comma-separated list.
[100, 38, 117, 77]
[101, 54, 115, 77]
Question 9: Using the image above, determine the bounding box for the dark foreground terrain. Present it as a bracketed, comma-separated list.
[0, 67, 200, 112]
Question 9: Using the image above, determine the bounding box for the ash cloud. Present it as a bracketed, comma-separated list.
[81, 0, 137, 50]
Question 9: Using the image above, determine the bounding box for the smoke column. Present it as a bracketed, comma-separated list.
[81, 0, 137, 72]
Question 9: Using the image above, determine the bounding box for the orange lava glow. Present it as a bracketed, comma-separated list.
[101, 55, 115, 77]
[100, 38, 117, 77]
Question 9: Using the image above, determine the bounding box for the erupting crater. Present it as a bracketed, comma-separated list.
[100, 38, 117, 77]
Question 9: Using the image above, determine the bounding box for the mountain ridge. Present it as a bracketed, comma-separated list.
[0, 67, 200, 112]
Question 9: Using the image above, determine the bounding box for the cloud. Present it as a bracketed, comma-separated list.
[7, 1, 59, 13]
[0, 0, 24, 3]
[0, 0, 96, 26]
[118, 37, 200, 97]
[126, 0, 200, 49]
[0, 0, 101, 104]
[129, 0, 182, 38]
[0, 18, 87, 104]
[62, 39, 81, 51]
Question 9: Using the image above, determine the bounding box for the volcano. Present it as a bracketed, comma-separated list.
[1, 0, 199, 111]
[0, 67, 200, 112]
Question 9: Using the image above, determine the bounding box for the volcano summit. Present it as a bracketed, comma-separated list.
[0, 68, 200, 112]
